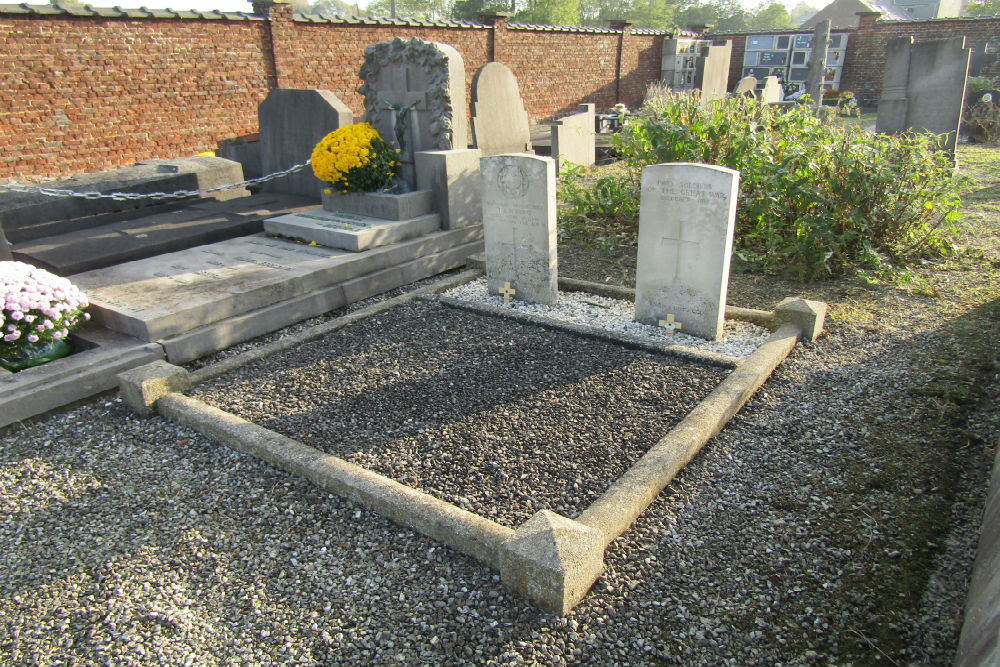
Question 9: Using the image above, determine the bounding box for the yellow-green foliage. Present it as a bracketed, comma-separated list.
[560, 91, 967, 281]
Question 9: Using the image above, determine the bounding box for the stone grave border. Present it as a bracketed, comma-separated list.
[0, 326, 164, 430]
[118, 268, 826, 615]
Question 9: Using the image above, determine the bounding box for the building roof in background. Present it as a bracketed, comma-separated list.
[800, 0, 904, 29]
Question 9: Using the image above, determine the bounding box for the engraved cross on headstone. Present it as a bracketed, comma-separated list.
[659, 218, 700, 283]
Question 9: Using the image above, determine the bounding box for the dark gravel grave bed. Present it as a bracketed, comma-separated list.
[191, 300, 729, 527]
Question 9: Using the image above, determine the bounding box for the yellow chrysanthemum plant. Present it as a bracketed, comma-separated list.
[311, 123, 400, 194]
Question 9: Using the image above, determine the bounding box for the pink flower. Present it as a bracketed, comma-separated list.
[10, 311, 22, 321]
[27, 334, 38, 343]
[52, 330, 64, 339]
[3, 332, 19, 342]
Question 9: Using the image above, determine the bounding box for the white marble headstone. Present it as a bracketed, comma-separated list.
[634, 163, 739, 340]
[481, 154, 557, 306]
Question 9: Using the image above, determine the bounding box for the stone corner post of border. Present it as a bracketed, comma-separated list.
[117, 361, 192, 418]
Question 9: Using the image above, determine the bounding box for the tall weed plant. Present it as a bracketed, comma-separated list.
[559, 89, 966, 281]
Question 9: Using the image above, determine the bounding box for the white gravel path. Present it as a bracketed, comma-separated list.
[443, 278, 769, 360]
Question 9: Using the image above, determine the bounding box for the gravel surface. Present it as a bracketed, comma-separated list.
[442, 278, 769, 360]
[190, 300, 729, 528]
[2, 279, 995, 665]
[3, 247, 998, 665]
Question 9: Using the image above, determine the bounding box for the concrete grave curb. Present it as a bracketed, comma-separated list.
[119, 272, 820, 614]
[1, 326, 163, 430]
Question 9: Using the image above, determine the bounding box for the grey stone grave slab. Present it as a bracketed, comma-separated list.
[550, 104, 596, 173]
[13, 193, 316, 275]
[634, 163, 739, 341]
[877, 36, 914, 135]
[359, 38, 468, 190]
[877, 36, 971, 155]
[264, 207, 440, 252]
[1, 157, 249, 244]
[471, 62, 532, 156]
[481, 154, 557, 306]
[259, 89, 353, 200]
[72, 236, 363, 341]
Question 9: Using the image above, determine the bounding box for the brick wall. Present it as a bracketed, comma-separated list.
[0, 10, 270, 179]
[0, 3, 663, 181]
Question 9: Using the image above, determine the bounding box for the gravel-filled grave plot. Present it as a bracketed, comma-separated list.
[191, 299, 730, 528]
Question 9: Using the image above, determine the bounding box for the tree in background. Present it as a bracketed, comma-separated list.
[787, 0, 818, 25]
[676, 0, 751, 30]
[747, 1, 792, 29]
[366, 0, 454, 19]
[301, 0, 366, 14]
[514, 0, 582, 24]
[964, 0, 1000, 15]
[451, 0, 515, 20]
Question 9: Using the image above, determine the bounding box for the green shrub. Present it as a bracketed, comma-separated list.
[558, 90, 966, 281]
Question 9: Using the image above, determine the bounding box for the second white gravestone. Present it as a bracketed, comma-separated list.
[481, 154, 558, 306]
[634, 162, 739, 341]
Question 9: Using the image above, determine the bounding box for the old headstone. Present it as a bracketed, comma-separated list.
[259, 89, 353, 199]
[634, 163, 739, 341]
[550, 104, 596, 173]
[732, 76, 757, 97]
[806, 20, 832, 108]
[415, 149, 482, 229]
[760, 76, 784, 103]
[470, 62, 532, 156]
[876, 36, 971, 155]
[481, 154, 557, 306]
[359, 38, 468, 190]
[696, 41, 733, 105]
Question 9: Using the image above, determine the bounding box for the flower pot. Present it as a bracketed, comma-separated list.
[0, 338, 73, 372]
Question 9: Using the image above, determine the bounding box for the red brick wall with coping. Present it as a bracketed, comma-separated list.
[0, 2, 663, 181]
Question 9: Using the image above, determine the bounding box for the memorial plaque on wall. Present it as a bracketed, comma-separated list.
[795, 35, 813, 49]
[747, 35, 774, 50]
[743, 67, 771, 78]
[792, 51, 807, 65]
[759, 51, 788, 66]
[776, 35, 791, 49]
[789, 67, 809, 81]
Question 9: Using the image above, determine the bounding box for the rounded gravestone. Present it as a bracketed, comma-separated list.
[471, 62, 532, 157]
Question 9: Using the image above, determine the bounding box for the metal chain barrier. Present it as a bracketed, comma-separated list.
[0, 160, 312, 202]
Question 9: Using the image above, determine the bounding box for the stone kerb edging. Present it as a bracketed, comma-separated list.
[432, 294, 743, 369]
[117, 271, 826, 614]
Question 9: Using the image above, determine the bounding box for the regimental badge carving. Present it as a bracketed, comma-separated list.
[497, 163, 529, 199]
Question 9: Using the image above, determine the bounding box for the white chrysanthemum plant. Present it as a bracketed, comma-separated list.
[1, 261, 90, 371]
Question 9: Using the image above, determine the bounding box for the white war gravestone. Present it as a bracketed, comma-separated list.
[358, 37, 468, 190]
[470, 62, 532, 156]
[634, 163, 739, 341]
[481, 154, 557, 306]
